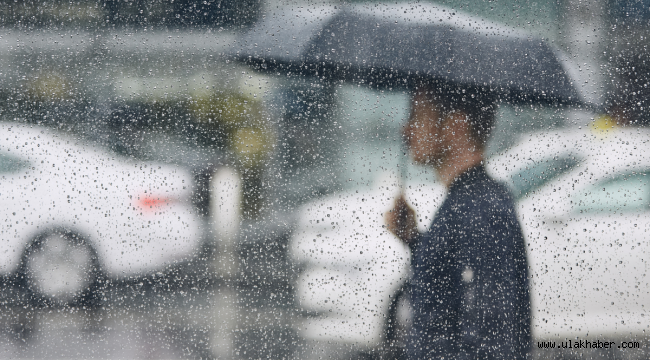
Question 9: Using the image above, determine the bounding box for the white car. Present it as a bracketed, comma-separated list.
[0, 122, 204, 307]
[289, 172, 445, 348]
[488, 125, 650, 339]
[289, 125, 650, 350]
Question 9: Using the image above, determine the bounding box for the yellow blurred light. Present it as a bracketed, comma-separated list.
[590, 114, 618, 138]
[29, 72, 72, 100]
[232, 127, 271, 167]
[190, 91, 264, 129]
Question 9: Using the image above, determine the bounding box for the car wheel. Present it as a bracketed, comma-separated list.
[20, 229, 102, 308]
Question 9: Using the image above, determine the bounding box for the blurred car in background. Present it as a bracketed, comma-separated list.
[289, 120, 650, 353]
[289, 173, 444, 349]
[0, 122, 205, 308]
[488, 122, 650, 339]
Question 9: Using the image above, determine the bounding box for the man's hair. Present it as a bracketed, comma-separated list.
[416, 81, 497, 148]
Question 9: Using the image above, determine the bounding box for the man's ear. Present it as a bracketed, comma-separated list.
[443, 110, 470, 135]
[443, 110, 482, 150]
[451, 110, 484, 151]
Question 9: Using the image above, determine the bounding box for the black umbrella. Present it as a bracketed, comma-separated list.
[230, 3, 590, 107]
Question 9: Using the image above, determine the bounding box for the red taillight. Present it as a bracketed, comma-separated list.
[137, 195, 176, 211]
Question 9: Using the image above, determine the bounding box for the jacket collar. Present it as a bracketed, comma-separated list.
[448, 163, 487, 193]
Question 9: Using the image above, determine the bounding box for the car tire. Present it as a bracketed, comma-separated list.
[19, 229, 103, 309]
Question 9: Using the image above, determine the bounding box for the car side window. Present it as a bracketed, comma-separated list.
[510, 155, 581, 199]
[575, 172, 650, 213]
[0, 152, 28, 174]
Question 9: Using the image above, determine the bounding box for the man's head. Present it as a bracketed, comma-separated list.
[403, 82, 496, 167]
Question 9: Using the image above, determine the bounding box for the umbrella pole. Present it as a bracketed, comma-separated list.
[396, 136, 409, 204]
[399, 130, 409, 191]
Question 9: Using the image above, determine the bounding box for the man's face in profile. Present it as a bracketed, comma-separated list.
[403, 90, 448, 166]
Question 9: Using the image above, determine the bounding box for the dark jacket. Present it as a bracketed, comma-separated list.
[407, 165, 531, 360]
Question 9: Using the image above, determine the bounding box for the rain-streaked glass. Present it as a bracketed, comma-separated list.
[0, 0, 648, 359]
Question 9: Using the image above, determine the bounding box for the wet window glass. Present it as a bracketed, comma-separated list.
[2, 0, 650, 359]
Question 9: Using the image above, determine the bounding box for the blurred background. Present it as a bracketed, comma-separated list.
[0, 0, 649, 359]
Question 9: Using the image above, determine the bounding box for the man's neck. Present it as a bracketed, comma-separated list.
[436, 150, 484, 188]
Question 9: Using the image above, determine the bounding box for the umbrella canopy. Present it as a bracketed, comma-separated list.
[230, 3, 590, 107]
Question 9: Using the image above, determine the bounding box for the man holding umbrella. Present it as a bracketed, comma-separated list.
[385, 81, 531, 359]
[232, 3, 589, 358]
